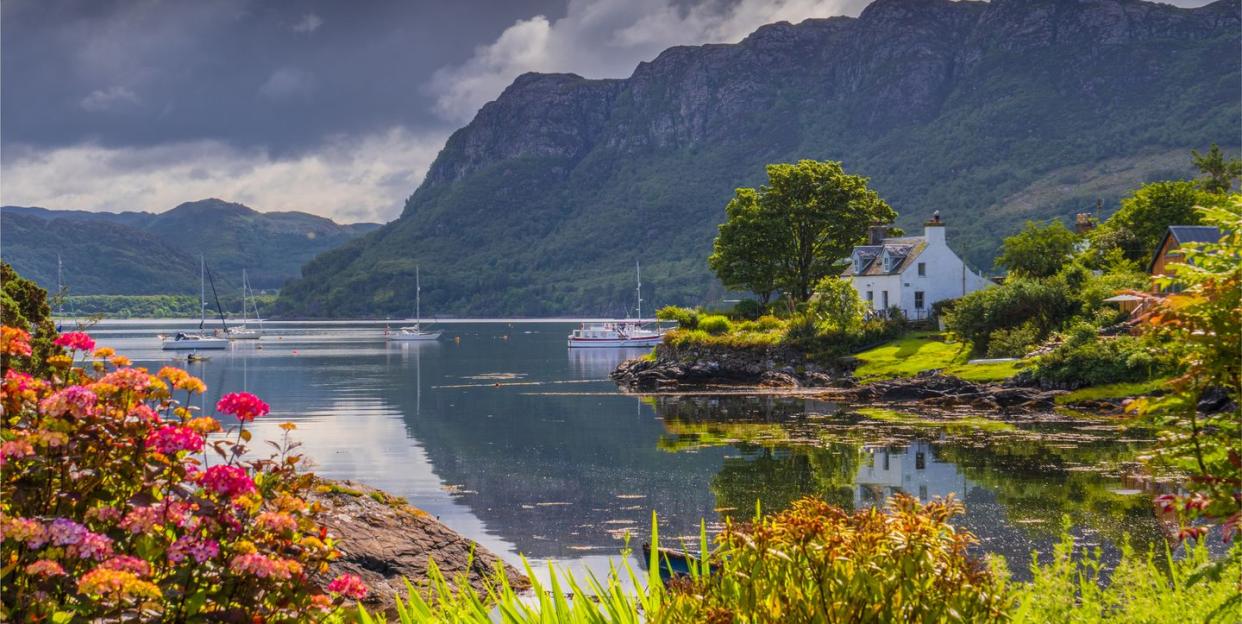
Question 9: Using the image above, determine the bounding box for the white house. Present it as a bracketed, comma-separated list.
[840, 213, 989, 319]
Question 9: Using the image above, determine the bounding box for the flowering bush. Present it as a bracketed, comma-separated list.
[0, 326, 367, 621]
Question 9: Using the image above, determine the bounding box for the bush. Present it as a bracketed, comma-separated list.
[986, 322, 1042, 358]
[0, 326, 367, 621]
[1027, 324, 1170, 388]
[697, 315, 732, 335]
[946, 277, 1079, 354]
[656, 305, 700, 330]
[807, 276, 867, 334]
[730, 299, 764, 320]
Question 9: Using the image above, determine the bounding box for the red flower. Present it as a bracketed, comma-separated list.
[327, 573, 368, 600]
[216, 392, 270, 422]
[1177, 525, 1209, 542]
[53, 331, 96, 352]
[144, 425, 204, 455]
[201, 465, 256, 498]
[1154, 494, 1178, 514]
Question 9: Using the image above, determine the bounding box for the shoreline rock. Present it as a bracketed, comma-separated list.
[310, 479, 528, 610]
[843, 372, 1066, 412]
[611, 343, 852, 390]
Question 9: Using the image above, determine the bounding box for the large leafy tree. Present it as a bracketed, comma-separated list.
[708, 189, 782, 304]
[1191, 143, 1242, 194]
[996, 219, 1078, 278]
[1089, 180, 1208, 262]
[711, 160, 894, 303]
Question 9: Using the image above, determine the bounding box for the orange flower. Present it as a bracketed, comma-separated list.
[1, 326, 33, 357]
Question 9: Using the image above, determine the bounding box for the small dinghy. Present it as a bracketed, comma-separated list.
[641, 543, 701, 580]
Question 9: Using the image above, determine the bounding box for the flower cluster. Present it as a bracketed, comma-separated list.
[217, 391, 270, 422]
[0, 326, 364, 621]
[53, 331, 96, 353]
[327, 573, 369, 600]
[144, 425, 204, 455]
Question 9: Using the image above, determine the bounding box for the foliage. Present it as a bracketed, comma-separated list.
[708, 188, 783, 304]
[945, 277, 1078, 355]
[1027, 324, 1170, 389]
[1055, 378, 1171, 405]
[697, 315, 732, 335]
[1, 262, 60, 374]
[805, 277, 867, 334]
[985, 322, 1041, 359]
[0, 327, 367, 620]
[729, 298, 765, 321]
[997, 219, 1078, 278]
[62, 294, 280, 320]
[1009, 522, 1242, 624]
[1130, 198, 1241, 540]
[655, 306, 699, 330]
[1191, 143, 1242, 194]
[1088, 181, 1210, 262]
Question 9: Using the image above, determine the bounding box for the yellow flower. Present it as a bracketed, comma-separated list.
[234, 540, 257, 554]
[93, 347, 116, 359]
[46, 354, 72, 368]
[110, 355, 132, 367]
[187, 416, 221, 434]
[279, 421, 297, 431]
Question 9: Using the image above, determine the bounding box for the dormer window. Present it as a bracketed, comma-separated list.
[882, 251, 896, 272]
[853, 253, 866, 273]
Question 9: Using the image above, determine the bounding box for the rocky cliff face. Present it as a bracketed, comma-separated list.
[279, 0, 1240, 318]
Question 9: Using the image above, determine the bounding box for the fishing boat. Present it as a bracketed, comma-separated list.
[162, 256, 229, 350]
[388, 266, 441, 341]
[222, 269, 263, 340]
[567, 261, 668, 348]
[641, 543, 703, 580]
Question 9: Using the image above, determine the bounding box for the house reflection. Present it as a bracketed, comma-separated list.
[854, 440, 969, 507]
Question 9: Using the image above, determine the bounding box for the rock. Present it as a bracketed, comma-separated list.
[847, 374, 1063, 412]
[611, 343, 849, 389]
[310, 480, 528, 611]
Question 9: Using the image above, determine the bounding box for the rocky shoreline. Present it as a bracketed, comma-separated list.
[311, 479, 528, 610]
[611, 344, 1066, 412]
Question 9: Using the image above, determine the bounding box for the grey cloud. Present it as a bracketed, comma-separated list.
[259, 68, 317, 100]
[291, 13, 323, 33]
[80, 86, 140, 112]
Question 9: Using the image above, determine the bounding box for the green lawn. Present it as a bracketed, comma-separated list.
[853, 332, 1025, 383]
[1055, 378, 1171, 405]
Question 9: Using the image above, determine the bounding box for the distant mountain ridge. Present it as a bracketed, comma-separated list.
[1, 199, 380, 295]
[276, 0, 1240, 317]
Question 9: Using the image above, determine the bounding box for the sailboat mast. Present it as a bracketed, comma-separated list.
[415, 266, 421, 326]
[199, 255, 206, 330]
[635, 260, 642, 320]
[56, 254, 64, 316]
[241, 269, 248, 325]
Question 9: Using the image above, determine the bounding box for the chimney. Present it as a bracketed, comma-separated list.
[867, 224, 888, 245]
[924, 211, 945, 245]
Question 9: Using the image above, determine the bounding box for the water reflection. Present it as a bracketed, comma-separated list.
[80, 320, 1165, 579]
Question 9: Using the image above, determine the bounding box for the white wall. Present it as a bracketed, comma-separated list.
[849, 224, 988, 319]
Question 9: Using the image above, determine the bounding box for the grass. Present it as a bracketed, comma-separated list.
[1055, 378, 1171, 405]
[853, 332, 1025, 383]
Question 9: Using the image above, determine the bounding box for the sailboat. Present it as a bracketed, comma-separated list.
[223, 269, 263, 340]
[567, 261, 668, 348]
[162, 256, 229, 351]
[388, 266, 441, 341]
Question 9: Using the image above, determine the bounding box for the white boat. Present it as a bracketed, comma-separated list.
[222, 269, 263, 340]
[568, 261, 669, 348]
[388, 265, 441, 342]
[163, 256, 230, 351]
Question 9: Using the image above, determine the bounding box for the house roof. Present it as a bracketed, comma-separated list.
[1147, 225, 1222, 273]
[841, 238, 927, 277]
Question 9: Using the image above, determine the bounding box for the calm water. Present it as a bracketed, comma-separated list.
[82, 319, 1166, 580]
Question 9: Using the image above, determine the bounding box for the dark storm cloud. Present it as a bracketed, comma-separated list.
[1, 0, 562, 155]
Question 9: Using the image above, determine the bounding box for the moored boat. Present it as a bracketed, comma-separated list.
[568, 261, 669, 348]
[387, 265, 441, 342]
[163, 256, 231, 351]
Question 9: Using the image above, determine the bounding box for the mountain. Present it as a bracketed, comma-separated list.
[1, 199, 380, 295]
[278, 0, 1240, 317]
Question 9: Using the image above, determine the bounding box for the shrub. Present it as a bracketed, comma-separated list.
[697, 315, 732, 335]
[730, 299, 765, 320]
[0, 326, 366, 621]
[1027, 324, 1169, 389]
[806, 276, 866, 334]
[946, 277, 1078, 354]
[986, 322, 1041, 358]
[656, 305, 699, 330]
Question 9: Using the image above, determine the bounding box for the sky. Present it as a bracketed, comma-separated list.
[0, 0, 1215, 223]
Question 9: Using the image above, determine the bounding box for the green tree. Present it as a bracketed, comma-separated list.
[996, 219, 1078, 278]
[1, 262, 59, 372]
[708, 188, 782, 304]
[1089, 180, 1207, 261]
[712, 160, 894, 304]
[1191, 143, 1242, 194]
[807, 276, 867, 334]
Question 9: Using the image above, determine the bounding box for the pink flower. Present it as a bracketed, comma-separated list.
[129, 404, 160, 423]
[256, 511, 298, 534]
[167, 536, 219, 564]
[120, 506, 162, 534]
[229, 553, 300, 579]
[98, 367, 152, 393]
[216, 392, 270, 422]
[201, 465, 256, 499]
[327, 573, 368, 600]
[101, 555, 151, 577]
[53, 331, 95, 352]
[144, 425, 204, 455]
[48, 518, 113, 560]
[38, 385, 97, 418]
[1, 516, 47, 548]
[25, 559, 66, 578]
[1154, 494, 1178, 514]
[1178, 525, 1209, 542]
[0, 439, 35, 467]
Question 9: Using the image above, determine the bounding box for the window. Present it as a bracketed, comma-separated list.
[914, 291, 925, 309]
[866, 290, 874, 303]
[854, 254, 865, 273]
[917, 262, 926, 276]
[915, 452, 926, 470]
[883, 253, 894, 272]
[881, 291, 889, 309]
